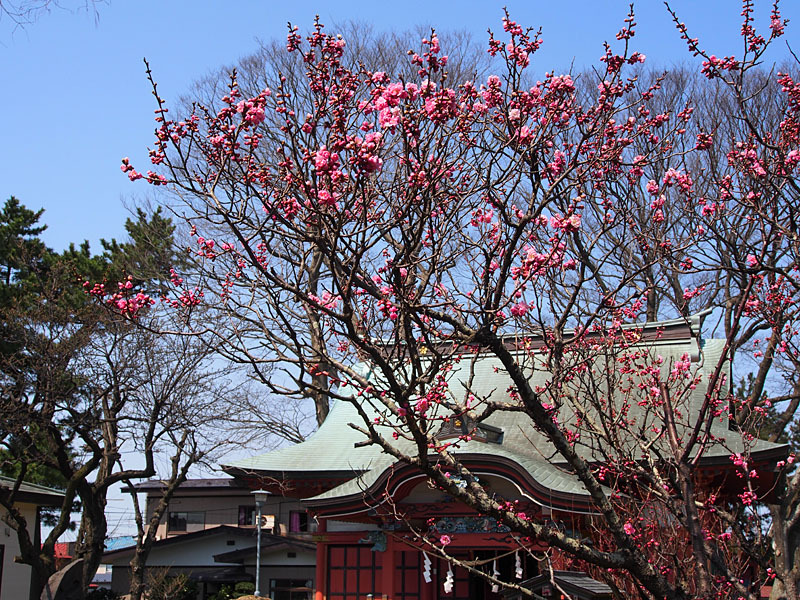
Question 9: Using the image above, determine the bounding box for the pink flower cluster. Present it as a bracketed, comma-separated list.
[308, 291, 341, 310]
[669, 353, 692, 379]
[623, 522, 636, 535]
[727, 142, 767, 178]
[512, 242, 568, 280]
[738, 490, 757, 506]
[196, 237, 217, 259]
[83, 279, 155, 319]
[510, 302, 528, 318]
[236, 90, 270, 126]
[549, 213, 581, 233]
[314, 146, 340, 173]
[352, 132, 383, 173]
[701, 55, 739, 79]
[661, 168, 694, 195]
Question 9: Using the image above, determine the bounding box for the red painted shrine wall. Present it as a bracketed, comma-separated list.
[319, 533, 540, 600]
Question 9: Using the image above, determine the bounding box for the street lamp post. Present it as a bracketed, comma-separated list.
[252, 489, 270, 597]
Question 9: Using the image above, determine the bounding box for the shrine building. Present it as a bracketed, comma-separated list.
[223, 314, 787, 600]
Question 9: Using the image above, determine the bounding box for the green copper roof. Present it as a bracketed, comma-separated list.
[224, 315, 787, 503]
[302, 445, 602, 508]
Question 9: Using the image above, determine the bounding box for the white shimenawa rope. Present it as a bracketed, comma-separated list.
[443, 563, 454, 594]
[423, 552, 432, 584]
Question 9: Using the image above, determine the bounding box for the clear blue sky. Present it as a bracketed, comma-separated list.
[1, 1, 796, 252]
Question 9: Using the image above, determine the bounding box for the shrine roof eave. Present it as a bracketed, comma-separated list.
[221, 465, 368, 481]
[695, 440, 789, 466]
[301, 451, 602, 515]
[299, 440, 790, 517]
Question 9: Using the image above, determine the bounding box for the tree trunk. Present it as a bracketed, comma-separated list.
[129, 550, 148, 600]
[74, 489, 108, 597]
[770, 501, 800, 600]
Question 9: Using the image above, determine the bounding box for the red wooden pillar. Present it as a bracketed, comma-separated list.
[314, 519, 327, 600]
[381, 533, 395, 600]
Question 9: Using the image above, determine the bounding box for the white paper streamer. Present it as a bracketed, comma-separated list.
[515, 550, 523, 579]
[423, 552, 432, 584]
[491, 558, 500, 593]
[443, 563, 454, 594]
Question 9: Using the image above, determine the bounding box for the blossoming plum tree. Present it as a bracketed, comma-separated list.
[114, 3, 800, 598]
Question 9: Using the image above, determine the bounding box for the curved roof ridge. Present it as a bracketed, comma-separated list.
[223, 398, 389, 475]
[302, 444, 605, 514]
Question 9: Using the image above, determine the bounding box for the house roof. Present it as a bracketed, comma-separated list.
[101, 525, 307, 564]
[124, 478, 249, 493]
[510, 570, 613, 599]
[213, 537, 316, 563]
[223, 393, 389, 477]
[224, 314, 787, 508]
[104, 536, 136, 552]
[0, 475, 65, 506]
[102, 525, 253, 562]
[191, 566, 253, 583]
[302, 449, 604, 512]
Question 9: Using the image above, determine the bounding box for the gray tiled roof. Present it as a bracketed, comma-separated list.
[128, 478, 249, 492]
[516, 570, 613, 599]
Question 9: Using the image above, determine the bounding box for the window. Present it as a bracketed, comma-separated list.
[477, 424, 504, 444]
[238, 505, 256, 526]
[289, 510, 309, 532]
[167, 511, 205, 533]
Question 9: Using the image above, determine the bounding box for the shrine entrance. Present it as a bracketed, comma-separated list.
[431, 549, 539, 600]
[322, 541, 539, 600]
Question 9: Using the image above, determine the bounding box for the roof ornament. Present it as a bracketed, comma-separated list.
[435, 414, 503, 444]
[358, 530, 387, 552]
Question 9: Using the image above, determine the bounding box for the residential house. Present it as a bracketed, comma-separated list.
[104, 478, 316, 599]
[0, 476, 65, 600]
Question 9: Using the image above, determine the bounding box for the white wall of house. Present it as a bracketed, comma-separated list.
[258, 547, 316, 567]
[132, 535, 317, 568]
[108, 532, 316, 598]
[139, 535, 253, 567]
[0, 502, 36, 600]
